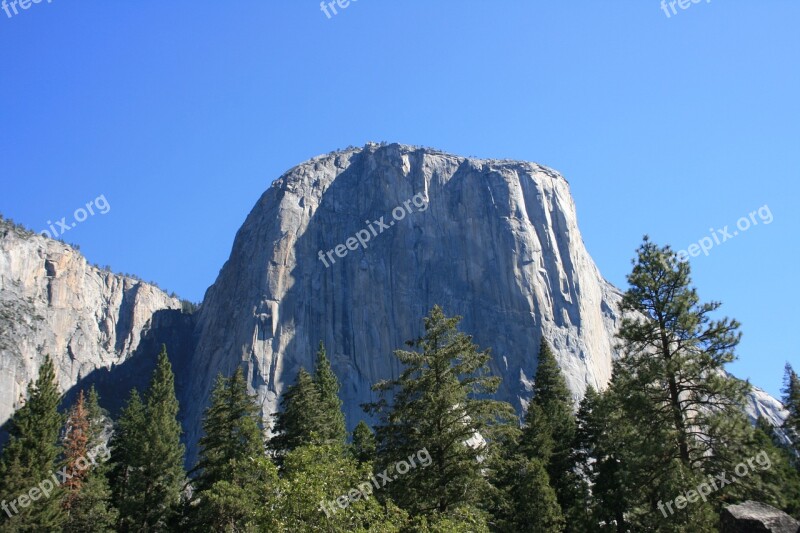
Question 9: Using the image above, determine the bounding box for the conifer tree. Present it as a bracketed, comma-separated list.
[111, 345, 185, 532]
[508, 457, 565, 533]
[782, 363, 800, 462]
[190, 366, 278, 531]
[62, 391, 90, 511]
[109, 388, 145, 529]
[313, 341, 347, 443]
[612, 237, 751, 527]
[0, 356, 65, 531]
[193, 367, 265, 493]
[62, 389, 116, 533]
[365, 305, 516, 517]
[520, 339, 582, 523]
[351, 420, 376, 464]
[268, 368, 323, 456]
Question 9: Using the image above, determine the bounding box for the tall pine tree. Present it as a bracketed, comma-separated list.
[520, 339, 583, 527]
[313, 341, 347, 444]
[268, 368, 323, 457]
[190, 366, 280, 531]
[193, 367, 265, 493]
[111, 345, 185, 532]
[62, 389, 116, 533]
[613, 237, 752, 528]
[0, 356, 65, 531]
[365, 305, 516, 517]
[782, 363, 800, 464]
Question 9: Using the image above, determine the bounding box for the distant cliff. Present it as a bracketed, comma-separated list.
[0, 218, 184, 429]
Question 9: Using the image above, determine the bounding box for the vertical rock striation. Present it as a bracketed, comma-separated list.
[0, 219, 181, 429]
[186, 143, 626, 452]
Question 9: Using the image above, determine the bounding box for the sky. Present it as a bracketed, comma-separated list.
[1, 1, 797, 398]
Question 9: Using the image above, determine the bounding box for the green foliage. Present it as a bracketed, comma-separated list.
[313, 341, 348, 443]
[351, 421, 376, 464]
[268, 368, 322, 456]
[783, 363, 800, 461]
[193, 367, 264, 491]
[276, 442, 407, 532]
[62, 388, 116, 533]
[365, 305, 517, 519]
[269, 342, 349, 459]
[519, 339, 583, 527]
[191, 457, 281, 532]
[608, 237, 760, 527]
[0, 356, 65, 532]
[110, 345, 185, 532]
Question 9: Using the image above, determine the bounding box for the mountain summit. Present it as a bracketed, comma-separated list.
[0, 143, 785, 461]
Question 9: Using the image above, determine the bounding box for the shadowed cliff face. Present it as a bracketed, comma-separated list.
[186, 143, 625, 457]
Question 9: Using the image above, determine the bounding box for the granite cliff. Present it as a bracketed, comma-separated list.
[0, 144, 787, 459]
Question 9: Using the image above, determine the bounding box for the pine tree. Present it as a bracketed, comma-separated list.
[364, 305, 516, 517]
[351, 420, 376, 464]
[782, 363, 800, 462]
[520, 339, 582, 524]
[109, 388, 146, 530]
[507, 457, 565, 533]
[111, 345, 185, 532]
[191, 367, 277, 531]
[63, 388, 117, 533]
[62, 391, 90, 511]
[268, 368, 323, 456]
[0, 355, 65, 531]
[613, 237, 750, 528]
[194, 367, 265, 493]
[313, 341, 347, 443]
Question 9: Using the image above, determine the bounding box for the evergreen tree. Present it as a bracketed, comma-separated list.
[575, 386, 631, 532]
[520, 339, 582, 525]
[365, 305, 516, 517]
[109, 389, 145, 530]
[508, 457, 565, 533]
[0, 355, 65, 532]
[85, 386, 109, 453]
[62, 391, 90, 511]
[313, 341, 347, 443]
[63, 389, 116, 533]
[351, 420, 376, 464]
[111, 345, 185, 532]
[193, 367, 264, 492]
[268, 368, 323, 456]
[782, 363, 800, 462]
[612, 237, 752, 528]
[190, 367, 276, 530]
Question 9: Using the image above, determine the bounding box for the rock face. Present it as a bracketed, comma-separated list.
[0, 143, 788, 463]
[186, 142, 627, 451]
[721, 501, 800, 533]
[0, 219, 182, 430]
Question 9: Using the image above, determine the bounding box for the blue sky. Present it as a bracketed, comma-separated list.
[1, 2, 797, 398]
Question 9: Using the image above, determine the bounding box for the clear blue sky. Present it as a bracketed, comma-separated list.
[1, 2, 797, 398]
